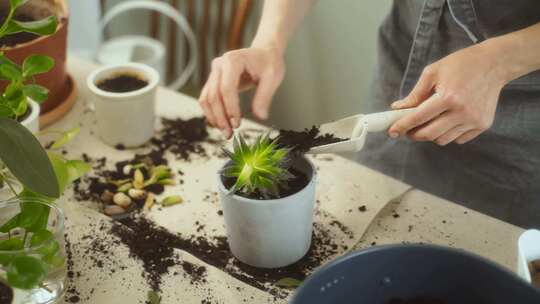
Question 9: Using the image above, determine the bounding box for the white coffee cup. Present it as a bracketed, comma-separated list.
[87, 62, 159, 147]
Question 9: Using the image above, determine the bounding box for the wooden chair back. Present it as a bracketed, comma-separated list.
[100, 0, 254, 92]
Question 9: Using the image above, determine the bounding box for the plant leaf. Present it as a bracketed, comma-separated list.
[50, 127, 80, 149]
[9, 0, 30, 9]
[7, 255, 47, 289]
[23, 84, 48, 103]
[0, 118, 59, 197]
[275, 277, 302, 288]
[31, 231, 61, 264]
[29, 229, 53, 247]
[35, 239, 59, 258]
[22, 55, 54, 78]
[0, 238, 23, 265]
[65, 160, 91, 184]
[48, 153, 69, 194]
[42, 254, 64, 268]
[160, 195, 183, 207]
[0, 104, 14, 117]
[0, 64, 22, 80]
[0, 214, 20, 233]
[18, 190, 52, 232]
[4, 16, 57, 37]
[0, 54, 18, 69]
[147, 290, 161, 304]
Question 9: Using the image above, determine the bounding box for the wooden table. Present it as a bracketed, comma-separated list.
[53, 57, 523, 304]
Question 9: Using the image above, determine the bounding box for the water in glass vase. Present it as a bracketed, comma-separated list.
[0, 199, 67, 304]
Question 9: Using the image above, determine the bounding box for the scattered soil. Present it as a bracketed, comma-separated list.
[150, 117, 214, 161]
[0, 280, 13, 304]
[276, 126, 347, 153]
[222, 166, 309, 200]
[70, 117, 351, 299]
[96, 74, 148, 93]
[64, 234, 82, 303]
[385, 297, 448, 304]
[529, 259, 540, 288]
[105, 216, 342, 298]
[0, 10, 39, 47]
[111, 215, 207, 291]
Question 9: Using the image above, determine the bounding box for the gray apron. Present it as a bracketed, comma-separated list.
[359, 0, 540, 228]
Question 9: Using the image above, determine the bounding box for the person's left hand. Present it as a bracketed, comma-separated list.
[388, 42, 508, 145]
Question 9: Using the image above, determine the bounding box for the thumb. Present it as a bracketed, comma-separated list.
[251, 73, 281, 120]
[391, 68, 435, 109]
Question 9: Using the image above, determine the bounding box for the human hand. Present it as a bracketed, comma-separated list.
[388, 43, 508, 145]
[198, 47, 285, 138]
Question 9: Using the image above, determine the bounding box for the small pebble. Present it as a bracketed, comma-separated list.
[100, 190, 114, 203]
[122, 164, 132, 175]
[113, 192, 132, 208]
[104, 205, 126, 216]
[128, 188, 147, 200]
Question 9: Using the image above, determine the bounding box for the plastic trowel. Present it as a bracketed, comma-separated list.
[306, 108, 417, 154]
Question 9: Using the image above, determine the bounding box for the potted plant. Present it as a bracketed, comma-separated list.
[217, 134, 317, 268]
[0, 2, 89, 302]
[0, 0, 72, 125]
[0, 0, 58, 133]
[0, 123, 89, 304]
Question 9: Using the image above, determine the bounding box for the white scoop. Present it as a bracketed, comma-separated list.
[307, 108, 416, 154]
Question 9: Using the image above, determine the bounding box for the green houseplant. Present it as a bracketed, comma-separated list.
[221, 134, 294, 199]
[217, 133, 317, 268]
[0, 1, 89, 302]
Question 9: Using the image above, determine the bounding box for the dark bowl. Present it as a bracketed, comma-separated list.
[291, 244, 540, 304]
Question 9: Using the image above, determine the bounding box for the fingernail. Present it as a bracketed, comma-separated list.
[389, 132, 399, 138]
[230, 118, 240, 128]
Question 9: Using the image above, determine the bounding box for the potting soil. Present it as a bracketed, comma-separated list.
[96, 74, 148, 93]
[276, 126, 347, 153]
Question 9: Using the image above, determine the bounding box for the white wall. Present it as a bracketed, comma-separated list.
[266, 1, 392, 129]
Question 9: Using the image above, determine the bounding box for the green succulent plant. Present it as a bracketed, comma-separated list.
[222, 134, 293, 198]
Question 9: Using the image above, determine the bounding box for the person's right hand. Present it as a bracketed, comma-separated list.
[198, 47, 285, 138]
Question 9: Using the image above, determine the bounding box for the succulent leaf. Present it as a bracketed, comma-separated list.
[223, 133, 292, 197]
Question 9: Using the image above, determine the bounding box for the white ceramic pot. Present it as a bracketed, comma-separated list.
[217, 156, 317, 268]
[20, 99, 40, 133]
[86, 62, 159, 147]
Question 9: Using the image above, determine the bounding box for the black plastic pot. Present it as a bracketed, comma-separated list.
[291, 244, 540, 304]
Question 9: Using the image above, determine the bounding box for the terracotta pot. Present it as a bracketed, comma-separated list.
[0, 0, 69, 115]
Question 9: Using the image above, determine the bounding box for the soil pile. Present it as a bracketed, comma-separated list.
[150, 117, 213, 161]
[96, 74, 148, 93]
[276, 126, 347, 153]
[107, 216, 343, 298]
[111, 215, 207, 291]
